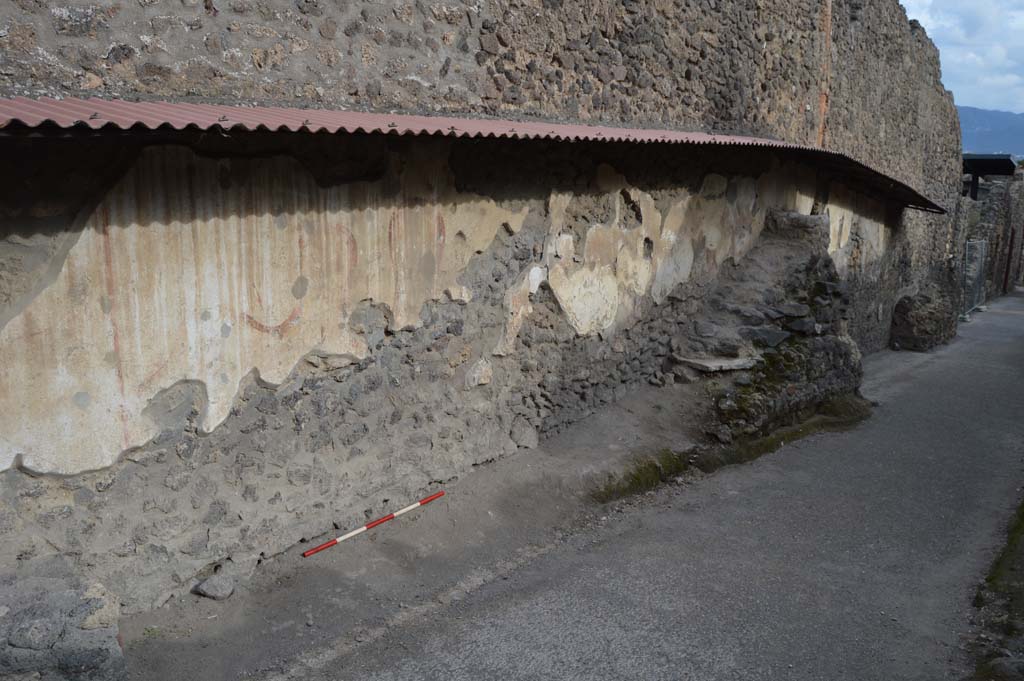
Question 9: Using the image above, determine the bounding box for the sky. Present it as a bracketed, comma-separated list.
[901, 0, 1024, 113]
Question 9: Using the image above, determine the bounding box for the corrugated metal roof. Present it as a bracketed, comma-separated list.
[0, 96, 945, 213]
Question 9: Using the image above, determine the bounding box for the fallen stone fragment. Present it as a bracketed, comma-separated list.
[510, 416, 538, 449]
[672, 356, 760, 373]
[194, 574, 234, 601]
[889, 284, 957, 352]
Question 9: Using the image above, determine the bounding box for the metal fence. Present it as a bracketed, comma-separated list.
[964, 239, 989, 314]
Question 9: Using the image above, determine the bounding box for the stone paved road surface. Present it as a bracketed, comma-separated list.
[320, 292, 1024, 681]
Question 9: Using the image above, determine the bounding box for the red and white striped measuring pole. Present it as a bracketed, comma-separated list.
[302, 490, 446, 558]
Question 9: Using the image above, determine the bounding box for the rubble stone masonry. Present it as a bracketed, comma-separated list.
[0, 0, 964, 617]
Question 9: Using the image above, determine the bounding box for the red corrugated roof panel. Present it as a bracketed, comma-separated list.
[0, 96, 944, 213]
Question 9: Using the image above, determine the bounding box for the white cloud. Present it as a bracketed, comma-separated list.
[902, 0, 1024, 113]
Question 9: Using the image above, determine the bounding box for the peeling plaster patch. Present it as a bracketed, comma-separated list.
[0, 144, 527, 474]
[548, 264, 619, 335]
[496, 162, 853, 349]
[826, 182, 888, 277]
[0, 229, 84, 334]
[493, 270, 535, 357]
[650, 201, 696, 304]
[527, 265, 546, 293]
[0, 147, 883, 475]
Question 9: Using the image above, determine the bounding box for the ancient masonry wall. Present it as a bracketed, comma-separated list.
[0, 135, 893, 611]
[965, 174, 1024, 301]
[0, 0, 963, 615]
[1014, 177, 1024, 290]
[0, 0, 963, 317]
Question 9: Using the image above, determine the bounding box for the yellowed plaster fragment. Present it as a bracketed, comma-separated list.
[548, 264, 620, 336]
[825, 182, 888, 276]
[0, 145, 526, 474]
[496, 162, 873, 351]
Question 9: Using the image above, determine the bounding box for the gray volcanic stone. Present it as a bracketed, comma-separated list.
[194, 574, 235, 601]
[0, 571, 125, 681]
[693, 321, 720, 338]
[785, 317, 817, 334]
[722, 304, 766, 326]
[510, 417, 538, 449]
[890, 284, 957, 352]
[7, 607, 62, 650]
[774, 303, 811, 317]
[740, 327, 791, 348]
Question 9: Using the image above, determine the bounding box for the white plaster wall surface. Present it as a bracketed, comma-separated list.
[0, 146, 527, 474]
[0, 149, 887, 476]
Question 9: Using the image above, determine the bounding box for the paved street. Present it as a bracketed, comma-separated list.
[326, 293, 1024, 680]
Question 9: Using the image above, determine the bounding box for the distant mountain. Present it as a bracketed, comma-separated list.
[958, 106, 1024, 157]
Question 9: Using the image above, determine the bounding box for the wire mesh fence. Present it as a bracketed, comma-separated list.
[964, 239, 988, 314]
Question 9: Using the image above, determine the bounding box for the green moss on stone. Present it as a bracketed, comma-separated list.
[591, 393, 872, 504]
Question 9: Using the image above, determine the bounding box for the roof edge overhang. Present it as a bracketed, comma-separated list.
[962, 154, 1018, 177]
[0, 96, 945, 214]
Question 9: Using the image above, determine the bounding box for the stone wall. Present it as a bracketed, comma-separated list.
[0, 0, 966, 617]
[0, 0, 965, 353]
[827, 5, 962, 301]
[0, 4, 959, 190]
[886, 173, 1022, 353]
[965, 174, 1024, 302]
[0, 133, 898, 612]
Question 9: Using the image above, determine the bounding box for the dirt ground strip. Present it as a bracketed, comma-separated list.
[121, 381, 710, 680]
